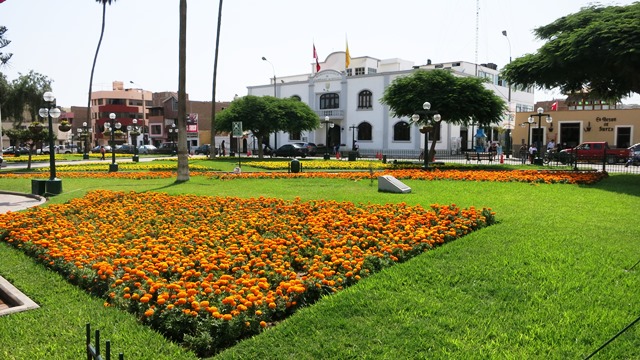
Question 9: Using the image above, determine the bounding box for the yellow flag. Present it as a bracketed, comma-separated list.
[345, 40, 351, 68]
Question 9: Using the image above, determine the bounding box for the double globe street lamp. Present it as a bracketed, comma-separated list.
[38, 91, 62, 194]
[105, 113, 121, 172]
[78, 121, 92, 160]
[128, 118, 141, 162]
[527, 107, 552, 165]
[168, 124, 178, 156]
[412, 101, 441, 170]
[320, 115, 334, 160]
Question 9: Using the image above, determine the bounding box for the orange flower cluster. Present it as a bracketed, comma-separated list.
[0, 190, 494, 351]
[212, 169, 607, 184]
[0, 169, 605, 184]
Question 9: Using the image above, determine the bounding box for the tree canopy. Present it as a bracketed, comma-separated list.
[1, 71, 52, 126]
[0, 26, 12, 66]
[502, 3, 640, 102]
[380, 69, 506, 161]
[216, 95, 319, 158]
[380, 69, 506, 125]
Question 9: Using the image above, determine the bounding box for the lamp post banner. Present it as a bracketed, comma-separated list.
[232, 122, 243, 137]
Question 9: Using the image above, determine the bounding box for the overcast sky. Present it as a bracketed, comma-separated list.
[1, 0, 638, 107]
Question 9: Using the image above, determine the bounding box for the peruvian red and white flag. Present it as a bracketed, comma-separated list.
[313, 44, 321, 72]
[551, 101, 558, 111]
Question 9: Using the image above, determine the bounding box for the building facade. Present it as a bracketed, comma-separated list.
[513, 104, 640, 152]
[81, 81, 230, 151]
[247, 52, 535, 155]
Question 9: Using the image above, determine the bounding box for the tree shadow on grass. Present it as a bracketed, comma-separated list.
[580, 174, 640, 197]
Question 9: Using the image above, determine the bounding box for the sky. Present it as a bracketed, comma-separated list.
[1, 0, 638, 108]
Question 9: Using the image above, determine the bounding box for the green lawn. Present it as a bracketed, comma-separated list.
[1, 168, 639, 359]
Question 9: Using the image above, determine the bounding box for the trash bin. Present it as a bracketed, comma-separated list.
[348, 151, 357, 161]
[382, 155, 387, 163]
[31, 179, 47, 196]
[290, 159, 301, 173]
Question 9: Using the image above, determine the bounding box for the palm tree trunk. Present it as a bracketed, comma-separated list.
[86, 3, 108, 152]
[209, 0, 224, 158]
[176, 0, 190, 182]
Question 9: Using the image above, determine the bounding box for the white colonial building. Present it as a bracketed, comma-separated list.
[247, 52, 535, 157]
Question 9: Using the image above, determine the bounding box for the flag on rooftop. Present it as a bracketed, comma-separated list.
[313, 43, 321, 72]
[345, 39, 351, 68]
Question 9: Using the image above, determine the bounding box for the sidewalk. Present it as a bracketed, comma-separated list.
[0, 191, 47, 214]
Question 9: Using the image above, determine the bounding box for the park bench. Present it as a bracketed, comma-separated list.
[465, 152, 494, 163]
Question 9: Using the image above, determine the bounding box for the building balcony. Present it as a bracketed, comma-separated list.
[315, 109, 344, 119]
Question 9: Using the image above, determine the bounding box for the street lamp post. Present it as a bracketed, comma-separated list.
[320, 115, 334, 160]
[349, 124, 358, 150]
[262, 56, 278, 150]
[128, 118, 141, 162]
[412, 101, 441, 170]
[38, 92, 62, 194]
[129, 81, 147, 145]
[169, 124, 178, 155]
[528, 107, 552, 165]
[502, 30, 514, 157]
[521, 121, 533, 149]
[105, 112, 121, 172]
[79, 121, 92, 159]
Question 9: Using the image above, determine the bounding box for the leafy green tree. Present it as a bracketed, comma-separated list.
[4, 127, 49, 170]
[501, 3, 640, 102]
[8, 71, 53, 125]
[380, 69, 506, 161]
[0, 26, 12, 66]
[216, 95, 319, 158]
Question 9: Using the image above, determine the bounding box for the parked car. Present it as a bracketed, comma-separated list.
[3, 146, 31, 155]
[559, 141, 632, 164]
[138, 144, 158, 154]
[90, 145, 112, 153]
[114, 144, 137, 154]
[157, 143, 178, 155]
[0, 154, 3, 165]
[194, 144, 211, 155]
[273, 143, 308, 158]
[38, 145, 77, 154]
[294, 142, 318, 156]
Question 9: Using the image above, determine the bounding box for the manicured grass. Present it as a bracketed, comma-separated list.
[1, 171, 639, 359]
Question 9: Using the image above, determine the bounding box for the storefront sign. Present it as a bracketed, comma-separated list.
[595, 116, 616, 132]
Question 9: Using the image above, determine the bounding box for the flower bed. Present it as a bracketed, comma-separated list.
[0, 190, 494, 356]
[0, 168, 607, 184]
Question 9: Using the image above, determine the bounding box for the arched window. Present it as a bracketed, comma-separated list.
[393, 121, 411, 141]
[358, 90, 372, 109]
[358, 122, 372, 141]
[290, 95, 301, 101]
[320, 93, 339, 109]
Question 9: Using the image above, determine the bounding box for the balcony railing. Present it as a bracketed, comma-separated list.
[315, 109, 344, 118]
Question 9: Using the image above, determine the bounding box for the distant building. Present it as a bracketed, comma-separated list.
[513, 95, 640, 151]
[247, 52, 535, 155]
[81, 81, 229, 150]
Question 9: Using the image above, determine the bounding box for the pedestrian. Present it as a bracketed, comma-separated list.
[519, 144, 528, 165]
[547, 139, 556, 151]
[221, 140, 226, 156]
[529, 144, 537, 164]
[100, 146, 105, 160]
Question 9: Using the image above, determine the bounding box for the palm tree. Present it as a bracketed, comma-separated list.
[86, 0, 116, 153]
[209, 0, 224, 158]
[176, 0, 189, 182]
